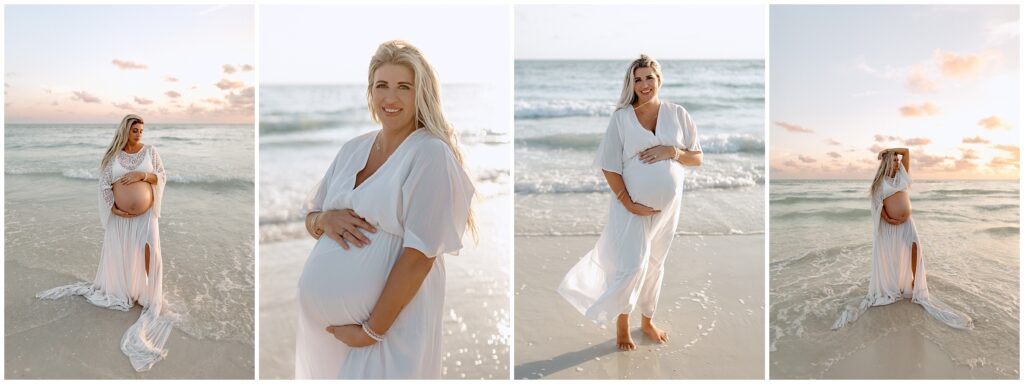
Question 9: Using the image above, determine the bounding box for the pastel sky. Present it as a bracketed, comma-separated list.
[770, 5, 1019, 180]
[5, 5, 254, 124]
[260, 5, 511, 86]
[516, 5, 765, 60]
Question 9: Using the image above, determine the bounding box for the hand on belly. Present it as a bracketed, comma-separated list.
[622, 157, 683, 211]
[112, 181, 154, 215]
[883, 191, 912, 222]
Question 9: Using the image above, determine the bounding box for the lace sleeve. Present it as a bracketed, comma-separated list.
[98, 161, 115, 227]
[150, 145, 167, 219]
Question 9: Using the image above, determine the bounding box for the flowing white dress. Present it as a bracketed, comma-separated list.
[558, 102, 701, 324]
[295, 129, 474, 379]
[833, 162, 972, 330]
[37, 144, 173, 371]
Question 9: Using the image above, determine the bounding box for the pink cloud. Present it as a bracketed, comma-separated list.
[797, 155, 817, 163]
[203, 97, 226, 106]
[960, 148, 979, 160]
[827, 152, 842, 159]
[775, 121, 813, 133]
[899, 102, 939, 117]
[164, 75, 179, 82]
[134, 96, 153, 105]
[215, 78, 246, 90]
[111, 102, 134, 110]
[222, 64, 237, 74]
[903, 137, 932, 146]
[241, 64, 254, 72]
[824, 138, 841, 146]
[71, 90, 101, 103]
[870, 144, 885, 153]
[165, 90, 181, 98]
[905, 65, 938, 93]
[112, 59, 148, 70]
[989, 144, 1020, 169]
[978, 115, 1011, 131]
[962, 135, 990, 144]
[226, 86, 254, 110]
[874, 134, 899, 142]
[935, 50, 983, 79]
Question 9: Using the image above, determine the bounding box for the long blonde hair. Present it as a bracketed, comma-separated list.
[365, 40, 476, 239]
[616, 54, 663, 110]
[100, 114, 143, 170]
[870, 152, 899, 198]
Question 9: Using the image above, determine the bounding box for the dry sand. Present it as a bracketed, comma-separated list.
[514, 234, 764, 379]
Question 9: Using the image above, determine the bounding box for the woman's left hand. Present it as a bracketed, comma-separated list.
[116, 171, 146, 185]
[639, 145, 677, 164]
[325, 324, 377, 347]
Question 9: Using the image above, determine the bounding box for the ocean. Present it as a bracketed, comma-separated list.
[514, 60, 765, 237]
[4, 124, 255, 352]
[769, 179, 1019, 378]
[258, 84, 511, 379]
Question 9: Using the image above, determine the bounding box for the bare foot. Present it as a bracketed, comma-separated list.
[641, 316, 668, 344]
[616, 314, 635, 351]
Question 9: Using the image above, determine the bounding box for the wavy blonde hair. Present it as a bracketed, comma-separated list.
[365, 40, 476, 239]
[616, 54, 664, 110]
[870, 151, 899, 198]
[100, 114, 144, 170]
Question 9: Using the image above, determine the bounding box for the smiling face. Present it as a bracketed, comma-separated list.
[632, 66, 661, 105]
[128, 122, 144, 145]
[370, 63, 417, 131]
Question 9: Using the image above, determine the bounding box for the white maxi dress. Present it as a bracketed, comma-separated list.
[295, 129, 474, 379]
[37, 144, 173, 371]
[558, 102, 701, 324]
[833, 162, 972, 330]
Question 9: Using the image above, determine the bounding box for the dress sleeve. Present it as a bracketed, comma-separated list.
[677, 106, 702, 153]
[400, 140, 475, 258]
[303, 149, 342, 215]
[593, 112, 624, 174]
[150, 146, 167, 219]
[98, 161, 115, 228]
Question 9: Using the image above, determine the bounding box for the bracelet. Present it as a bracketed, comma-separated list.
[362, 322, 384, 342]
[306, 212, 324, 239]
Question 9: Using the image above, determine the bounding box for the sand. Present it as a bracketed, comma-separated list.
[514, 234, 764, 379]
[258, 195, 512, 379]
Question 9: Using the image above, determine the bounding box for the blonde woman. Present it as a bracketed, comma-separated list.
[833, 148, 972, 330]
[295, 40, 475, 379]
[37, 114, 172, 371]
[558, 55, 703, 351]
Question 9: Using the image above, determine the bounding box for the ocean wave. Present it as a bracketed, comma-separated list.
[770, 196, 862, 205]
[514, 100, 613, 119]
[7, 168, 253, 187]
[978, 226, 1019, 237]
[772, 207, 871, 221]
[515, 174, 761, 194]
[516, 229, 765, 237]
[516, 132, 762, 154]
[974, 204, 1020, 212]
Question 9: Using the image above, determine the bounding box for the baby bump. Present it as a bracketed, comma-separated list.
[297, 231, 404, 326]
[883, 191, 912, 221]
[622, 156, 683, 211]
[112, 182, 153, 215]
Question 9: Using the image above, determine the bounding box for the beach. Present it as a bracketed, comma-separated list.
[769, 180, 1019, 379]
[257, 83, 512, 379]
[4, 124, 255, 378]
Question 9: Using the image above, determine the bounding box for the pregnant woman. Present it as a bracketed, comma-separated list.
[833, 148, 972, 330]
[37, 114, 172, 371]
[558, 55, 702, 351]
[295, 40, 475, 379]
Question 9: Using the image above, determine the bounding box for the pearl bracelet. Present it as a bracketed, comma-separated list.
[362, 322, 384, 342]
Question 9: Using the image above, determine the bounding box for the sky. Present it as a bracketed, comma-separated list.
[515, 5, 765, 60]
[770, 5, 1019, 180]
[260, 5, 511, 87]
[4, 5, 255, 124]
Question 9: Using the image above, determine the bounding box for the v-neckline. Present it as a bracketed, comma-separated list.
[630, 102, 663, 136]
[352, 129, 421, 191]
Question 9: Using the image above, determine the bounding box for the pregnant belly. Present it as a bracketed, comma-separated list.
[883, 191, 912, 221]
[113, 182, 153, 215]
[622, 156, 684, 211]
[297, 231, 404, 326]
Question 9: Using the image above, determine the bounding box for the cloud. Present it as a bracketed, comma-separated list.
[111, 102, 134, 110]
[222, 64, 237, 74]
[824, 138, 841, 146]
[165, 90, 181, 98]
[71, 90, 102, 103]
[783, 160, 799, 168]
[215, 78, 246, 90]
[775, 121, 813, 133]
[906, 65, 938, 93]
[962, 135, 990, 144]
[874, 134, 899, 142]
[870, 144, 885, 153]
[225, 86, 255, 110]
[827, 152, 842, 159]
[241, 64, 254, 72]
[111, 59, 148, 70]
[798, 155, 817, 163]
[935, 50, 983, 79]
[903, 137, 932, 146]
[164, 75, 179, 82]
[203, 97, 226, 106]
[915, 153, 951, 170]
[899, 102, 939, 117]
[990, 144, 1020, 170]
[134, 96, 153, 105]
[978, 115, 1011, 131]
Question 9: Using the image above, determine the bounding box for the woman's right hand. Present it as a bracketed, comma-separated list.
[880, 206, 905, 225]
[624, 200, 660, 216]
[319, 209, 378, 250]
[111, 206, 138, 218]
